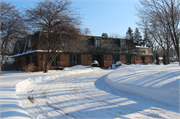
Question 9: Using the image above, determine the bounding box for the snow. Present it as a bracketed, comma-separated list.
[105, 62, 180, 106]
[115, 61, 121, 66]
[91, 60, 99, 65]
[0, 63, 180, 119]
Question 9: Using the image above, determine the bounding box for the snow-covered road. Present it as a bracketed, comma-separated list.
[16, 70, 179, 119]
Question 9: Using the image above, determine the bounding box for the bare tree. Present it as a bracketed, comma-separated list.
[136, 0, 180, 63]
[25, 0, 82, 73]
[109, 33, 120, 38]
[82, 27, 91, 35]
[0, 2, 27, 75]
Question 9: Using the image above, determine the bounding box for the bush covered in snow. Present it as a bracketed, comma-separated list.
[108, 61, 122, 69]
[115, 61, 122, 67]
[91, 60, 99, 67]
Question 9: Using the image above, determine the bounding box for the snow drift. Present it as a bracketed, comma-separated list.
[16, 66, 101, 93]
[105, 62, 180, 106]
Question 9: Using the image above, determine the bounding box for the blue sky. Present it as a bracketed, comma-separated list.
[3, 0, 140, 37]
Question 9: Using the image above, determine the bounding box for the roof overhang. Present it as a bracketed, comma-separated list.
[11, 50, 62, 58]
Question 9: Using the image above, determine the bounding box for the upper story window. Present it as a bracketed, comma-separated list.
[120, 39, 126, 49]
[94, 37, 102, 48]
[28, 39, 31, 48]
[62, 41, 68, 46]
[16, 42, 19, 51]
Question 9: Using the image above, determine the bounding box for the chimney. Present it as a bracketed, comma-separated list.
[102, 33, 108, 38]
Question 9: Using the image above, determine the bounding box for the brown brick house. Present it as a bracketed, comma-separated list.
[12, 33, 153, 71]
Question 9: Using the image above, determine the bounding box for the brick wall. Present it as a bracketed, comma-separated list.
[36, 54, 43, 71]
[21, 56, 26, 66]
[145, 56, 152, 64]
[132, 55, 135, 64]
[135, 56, 141, 64]
[103, 55, 112, 68]
[14, 57, 18, 65]
[81, 54, 92, 66]
[60, 54, 70, 67]
[120, 55, 126, 64]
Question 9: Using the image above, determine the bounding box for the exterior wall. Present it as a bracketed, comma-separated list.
[145, 56, 152, 64]
[36, 54, 43, 71]
[30, 55, 32, 63]
[81, 54, 92, 66]
[13, 53, 153, 71]
[49, 66, 59, 70]
[132, 55, 135, 64]
[100, 55, 104, 67]
[120, 55, 126, 64]
[102, 55, 112, 68]
[21, 56, 26, 66]
[135, 56, 141, 64]
[14, 57, 18, 65]
[60, 54, 70, 67]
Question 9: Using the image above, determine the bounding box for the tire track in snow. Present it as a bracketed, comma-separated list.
[23, 69, 179, 119]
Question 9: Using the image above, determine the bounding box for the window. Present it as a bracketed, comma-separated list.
[120, 39, 126, 49]
[26, 56, 30, 65]
[18, 57, 21, 65]
[126, 55, 132, 64]
[62, 41, 67, 46]
[50, 54, 60, 66]
[16, 42, 20, 51]
[32, 55, 38, 67]
[71, 54, 81, 66]
[94, 37, 102, 48]
[141, 56, 145, 63]
[28, 39, 31, 48]
[113, 55, 120, 64]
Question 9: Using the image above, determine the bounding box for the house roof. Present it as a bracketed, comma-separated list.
[12, 33, 153, 57]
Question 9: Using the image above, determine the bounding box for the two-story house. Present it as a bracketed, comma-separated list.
[12, 33, 153, 71]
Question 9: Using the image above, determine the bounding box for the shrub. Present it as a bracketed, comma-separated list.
[22, 63, 36, 72]
[115, 61, 122, 67]
[91, 60, 99, 67]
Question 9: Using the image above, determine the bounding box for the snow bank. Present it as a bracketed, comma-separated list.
[16, 65, 101, 93]
[105, 63, 180, 106]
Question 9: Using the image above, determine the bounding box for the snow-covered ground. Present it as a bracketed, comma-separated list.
[0, 63, 180, 119]
[106, 62, 180, 106]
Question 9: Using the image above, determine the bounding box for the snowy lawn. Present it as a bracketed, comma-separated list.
[105, 62, 180, 106]
[0, 63, 180, 119]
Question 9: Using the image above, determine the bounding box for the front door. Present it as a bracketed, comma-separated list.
[126, 55, 132, 64]
[92, 55, 100, 66]
[141, 56, 145, 64]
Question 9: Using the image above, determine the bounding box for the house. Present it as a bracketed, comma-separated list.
[0, 55, 15, 64]
[12, 33, 153, 71]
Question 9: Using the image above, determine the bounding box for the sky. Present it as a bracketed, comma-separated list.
[3, 0, 140, 37]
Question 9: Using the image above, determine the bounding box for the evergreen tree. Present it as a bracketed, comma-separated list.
[125, 27, 133, 41]
[133, 27, 142, 46]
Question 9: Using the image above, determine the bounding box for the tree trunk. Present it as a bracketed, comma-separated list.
[166, 40, 170, 64]
[0, 54, 5, 75]
[43, 54, 49, 73]
[43, 62, 49, 73]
